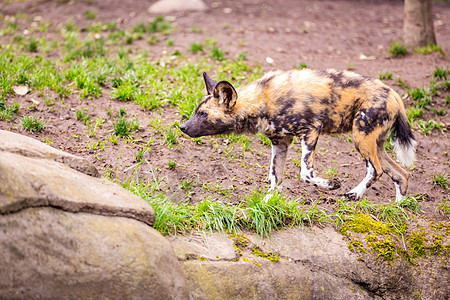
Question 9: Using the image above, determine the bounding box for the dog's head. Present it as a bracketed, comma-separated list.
[180, 72, 237, 138]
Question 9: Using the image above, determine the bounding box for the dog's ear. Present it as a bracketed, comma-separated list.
[213, 81, 237, 110]
[203, 72, 217, 95]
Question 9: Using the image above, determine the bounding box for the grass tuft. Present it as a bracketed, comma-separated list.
[431, 172, 449, 190]
[389, 42, 407, 58]
[20, 115, 46, 133]
[113, 117, 139, 137]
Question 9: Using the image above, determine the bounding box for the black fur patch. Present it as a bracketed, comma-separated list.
[340, 99, 363, 131]
[258, 74, 275, 88]
[356, 103, 388, 134]
[392, 111, 415, 148]
[194, 96, 212, 114]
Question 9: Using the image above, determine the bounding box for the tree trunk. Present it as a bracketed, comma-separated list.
[402, 0, 436, 49]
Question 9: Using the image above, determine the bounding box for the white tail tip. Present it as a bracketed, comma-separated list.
[394, 139, 417, 168]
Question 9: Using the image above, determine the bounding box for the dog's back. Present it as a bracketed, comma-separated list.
[242, 68, 400, 137]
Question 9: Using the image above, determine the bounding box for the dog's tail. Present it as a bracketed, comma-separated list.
[392, 103, 417, 168]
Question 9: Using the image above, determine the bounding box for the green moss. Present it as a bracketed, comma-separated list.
[408, 228, 447, 260]
[242, 256, 261, 266]
[342, 216, 450, 265]
[340, 213, 391, 236]
[229, 233, 250, 248]
[349, 239, 366, 254]
[251, 247, 280, 262]
[365, 234, 376, 242]
[371, 238, 397, 262]
[232, 243, 242, 260]
[409, 230, 428, 258]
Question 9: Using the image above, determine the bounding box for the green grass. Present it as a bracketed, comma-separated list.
[190, 42, 204, 53]
[120, 163, 425, 239]
[257, 133, 271, 147]
[135, 148, 148, 162]
[84, 10, 96, 20]
[417, 119, 446, 135]
[211, 47, 225, 61]
[437, 198, 450, 214]
[407, 87, 431, 108]
[0, 24, 262, 119]
[0, 98, 20, 121]
[431, 172, 449, 190]
[114, 163, 445, 267]
[433, 67, 448, 80]
[325, 167, 339, 178]
[20, 115, 46, 133]
[389, 42, 407, 58]
[164, 127, 178, 148]
[414, 43, 444, 56]
[295, 62, 309, 70]
[378, 72, 393, 80]
[113, 117, 139, 137]
[75, 109, 91, 123]
[244, 190, 308, 238]
[167, 159, 177, 170]
[111, 80, 138, 101]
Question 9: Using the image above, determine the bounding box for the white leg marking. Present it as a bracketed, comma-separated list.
[348, 161, 375, 199]
[394, 182, 404, 203]
[265, 142, 288, 202]
[300, 139, 313, 181]
[300, 139, 333, 189]
[268, 143, 277, 192]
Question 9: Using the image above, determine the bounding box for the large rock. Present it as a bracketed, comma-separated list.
[172, 227, 448, 299]
[0, 129, 99, 177]
[0, 150, 155, 226]
[0, 208, 188, 299]
[175, 229, 379, 300]
[148, 0, 207, 14]
[0, 131, 189, 299]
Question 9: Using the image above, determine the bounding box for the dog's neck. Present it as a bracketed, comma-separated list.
[230, 84, 269, 134]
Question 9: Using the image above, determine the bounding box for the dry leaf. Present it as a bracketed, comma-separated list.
[12, 85, 29, 95]
[30, 98, 40, 105]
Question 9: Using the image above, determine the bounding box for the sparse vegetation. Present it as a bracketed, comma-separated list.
[414, 43, 444, 56]
[431, 172, 449, 191]
[164, 127, 178, 148]
[113, 117, 139, 137]
[389, 41, 407, 58]
[378, 71, 393, 80]
[84, 10, 96, 20]
[20, 115, 45, 133]
[190, 42, 204, 53]
[167, 159, 177, 170]
[75, 109, 91, 123]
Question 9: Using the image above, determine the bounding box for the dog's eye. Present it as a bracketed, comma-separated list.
[199, 111, 208, 118]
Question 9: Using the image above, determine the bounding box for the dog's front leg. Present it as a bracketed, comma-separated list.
[300, 138, 341, 190]
[266, 136, 293, 197]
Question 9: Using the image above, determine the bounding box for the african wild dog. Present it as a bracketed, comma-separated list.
[180, 69, 417, 202]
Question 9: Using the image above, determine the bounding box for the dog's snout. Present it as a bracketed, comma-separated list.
[180, 123, 187, 133]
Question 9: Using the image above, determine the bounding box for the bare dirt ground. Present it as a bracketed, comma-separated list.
[1, 0, 449, 221]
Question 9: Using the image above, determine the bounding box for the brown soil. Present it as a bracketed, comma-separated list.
[1, 0, 449, 221]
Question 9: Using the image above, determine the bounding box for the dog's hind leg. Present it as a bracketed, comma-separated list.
[299, 128, 341, 190]
[378, 143, 410, 202]
[345, 116, 385, 200]
[267, 135, 293, 194]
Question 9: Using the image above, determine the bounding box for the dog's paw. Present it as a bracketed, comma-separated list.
[343, 192, 357, 201]
[328, 179, 341, 190]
